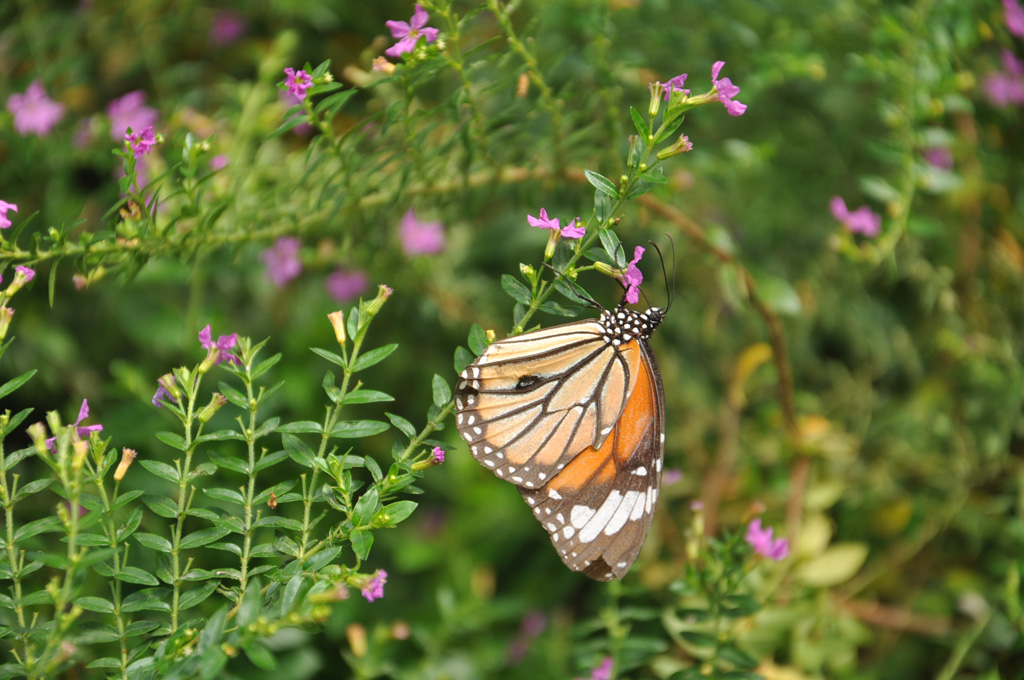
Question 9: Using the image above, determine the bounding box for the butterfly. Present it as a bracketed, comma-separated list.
[455, 287, 667, 581]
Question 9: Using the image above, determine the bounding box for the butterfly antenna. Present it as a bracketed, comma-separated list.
[542, 263, 602, 310]
[648, 236, 675, 311]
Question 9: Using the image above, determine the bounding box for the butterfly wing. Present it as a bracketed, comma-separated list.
[455, 320, 641, 489]
[519, 337, 665, 580]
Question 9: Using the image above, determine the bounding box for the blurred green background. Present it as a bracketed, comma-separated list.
[2, 0, 1024, 677]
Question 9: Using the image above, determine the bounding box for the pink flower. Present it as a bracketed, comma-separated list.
[399, 209, 446, 255]
[361, 569, 388, 602]
[6, 266, 35, 296]
[198, 324, 241, 366]
[560, 217, 585, 239]
[106, 91, 159, 140]
[209, 9, 246, 46]
[576, 657, 613, 680]
[385, 4, 439, 58]
[0, 200, 18, 230]
[6, 80, 65, 136]
[745, 518, 789, 561]
[326, 269, 369, 302]
[210, 154, 229, 171]
[622, 246, 645, 305]
[923, 147, 953, 170]
[662, 468, 684, 485]
[711, 61, 747, 116]
[1006, 0, 1024, 37]
[830, 196, 881, 237]
[261, 237, 303, 287]
[658, 73, 690, 101]
[983, 50, 1024, 108]
[432, 446, 445, 464]
[527, 207, 561, 232]
[124, 126, 156, 159]
[283, 67, 313, 101]
[45, 399, 103, 450]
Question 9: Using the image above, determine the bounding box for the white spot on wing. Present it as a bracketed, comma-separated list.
[563, 526, 575, 539]
[579, 491, 623, 543]
[633, 466, 648, 477]
[570, 504, 596, 529]
[548, 488, 562, 500]
[605, 490, 642, 536]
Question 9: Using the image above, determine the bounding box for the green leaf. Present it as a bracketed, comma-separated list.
[116, 506, 144, 542]
[178, 581, 220, 611]
[87, 658, 123, 670]
[135, 532, 173, 552]
[584, 169, 619, 198]
[350, 530, 373, 561]
[0, 369, 37, 400]
[538, 300, 582, 317]
[124, 620, 161, 637]
[753, 273, 801, 316]
[75, 596, 115, 613]
[796, 542, 869, 587]
[242, 639, 277, 671]
[599, 228, 622, 263]
[454, 346, 474, 374]
[385, 413, 416, 439]
[630, 106, 650, 139]
[254, 450, 290, 473]
[251, 352, 282, 380]
[625, 178, 654, 200]
[203, 488, 244, 505]
[378, 500, 417, 527]
[330, 420, 389, 438]
[142, 494, 179, 518]
[14, 516, 62, 542]
[351, 343, 399, 372]
[639, 169, 668, 184]
[717, 645, 758, 671]
[277, 421, 323, 434]
[121, 598, 171, 613]
[310, 347, 346, 368]
[209, 451, 249, 475]
[283, 433, 316, 468]
[342, 389, 394, 405]
[353, 488, 380, 527]
[468, 323, 489, 356]
[155, 431, 187, 452]
[138, 459, 181, 483]
[431, 375, 452, 407]
[13, 478, 53, 503]
[501, 274, 532, 305]
[116, 567, 159, 586]
[180, 527, 232, 550]
[594, 191, 611, 223]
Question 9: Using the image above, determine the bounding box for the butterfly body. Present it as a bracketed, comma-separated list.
[455, 305, 666, 580]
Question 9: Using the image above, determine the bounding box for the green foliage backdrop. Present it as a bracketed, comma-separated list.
[1, 0, 1023, 678]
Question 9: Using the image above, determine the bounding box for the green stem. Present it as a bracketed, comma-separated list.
[170, 373, 205, 630]
[0, 450, 34, 672]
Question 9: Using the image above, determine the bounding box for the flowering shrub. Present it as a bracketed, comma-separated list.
[1, 1, 1023, 679]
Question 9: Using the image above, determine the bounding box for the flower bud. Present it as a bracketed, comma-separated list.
[5, 266, 35, 297]
[346, 623, 368, 658]
[648, 81, 664, 118]
[372, 57, 396, 75]
[0, 306, 13, 341]
[198, 348, 222, 374]
[71, 440, 89, 470]
[543, 229, 559, 260]
[28, 421, 49, 455]
[656, 134, 693, 160]
[328, 310, 346, 345]
[157, 374, 181, 402]
[114, 448, 137, 482]
[198, 393, 228, 423]
[485, 329, 496, 343]
[519, 263, 536, 281]
[363, 284, 393, 317]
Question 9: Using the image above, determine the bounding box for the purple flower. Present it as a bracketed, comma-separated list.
[923, 147, 953, 170]
[209, 9, 246, 46]
[0, 200, 18, 230]
[210, 154, 228, 171]
[152, 385, 176, 408]
[14, 266, 34, 284]
[124, 126, 157, 159]
[432, 446, 445, 464]
[385, 4, 439, 58]
[711, 61, 747, 116]
[983, 50, 1024, 108]
[560, 217, 586, 239]
[361, 569, 388, 602]
[6, 80, 65, 136]
[745, 518, 789, 561]
[326, 269, 370, 302]
[283, 67, 313, 101]
[106, 91, 159, 140]
[45, 399, 103, 450]
[830, 196, 882, 237]
[399, 209, 446, 255]
[659, 73, 690, 101]
[527, 207, 561, 232]
[1006, 0, 1024, 37]
[261, 237, 303, 287]
[576, 657, 613, 680]
[198, 324, 241, 366]
[663, 468, 684, 485]
[622, 246, 645, 305]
